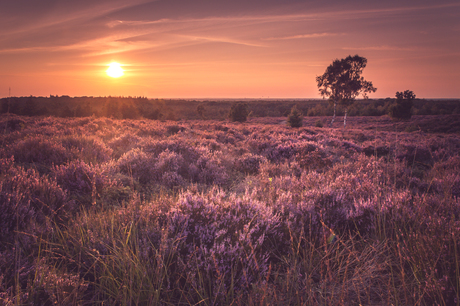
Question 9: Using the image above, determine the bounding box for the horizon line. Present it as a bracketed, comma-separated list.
[1, 95, 459, 100]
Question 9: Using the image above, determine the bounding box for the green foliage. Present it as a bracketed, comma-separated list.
[317, 55, 377, 126]
[287, 105, 303, 128]
[228, 102, 249, 122]
[316, 55, 377, 107]
[389, 90, 415, 120]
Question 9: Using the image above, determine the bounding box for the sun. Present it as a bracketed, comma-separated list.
[106, 62, 124, 78]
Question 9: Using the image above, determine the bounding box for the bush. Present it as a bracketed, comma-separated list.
[196, 104, 206, 119]
[315, 119, 324, 128]
[53, 160, 114, 207]
[234, 153, 266, 175]
[0, 157, 71, 241]
[59, 135, 113, 164]
[228, 102, 249, 122]
[167, 190, 283, 291]
[166, 124, 184, 136]
[287, 105, 303, 128]
[116, 148, 155, 185]
[8, 136, 71, 171]
[389, 90, 415, 120]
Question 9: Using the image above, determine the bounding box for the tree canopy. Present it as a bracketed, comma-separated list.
[287, 105, 303, 128]
[316, 55, 376, 126]
[389, 90, 416, 120]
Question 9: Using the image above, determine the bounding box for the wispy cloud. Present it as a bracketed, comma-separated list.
[0, 31, 169, 56]
[314, 2, 460, 19]
[263, 32, 339, 41]
[2, 0, 457, 57]
[342, 45, 417, 51]
[0, 0, 153, 38]
[179, 35, 265, 47]
[104, 2, 460, 28]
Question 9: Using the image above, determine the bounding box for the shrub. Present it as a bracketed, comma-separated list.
[228, 102, 249, 122]
[165, 124, 185, 136]
[195, 152, 229, 185]
[59, 135, 113, 164]
[7, 136, 71, 171]
[234, 153, 266, 175]
[116, 148, 155, 185]
[0, 157, 71, 241]
[389, 90, 415, 120]
[53, 160, 114, 207]
[108, 133, 142, 159]
[287, 105, 303, 128]
[167, 190, 283, 292]
[196, 103, 206, 119]
[315, 119, 324, 128]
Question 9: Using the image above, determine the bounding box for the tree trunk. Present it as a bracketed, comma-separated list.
[344, 109, 347, 128]
[330, 101, 337, 126]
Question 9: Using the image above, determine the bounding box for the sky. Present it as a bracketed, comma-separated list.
[1, 0, 459, 99]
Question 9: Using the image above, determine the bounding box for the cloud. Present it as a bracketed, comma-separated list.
[342, 45, 417, 51]
[314, 2, 460, 19]
[104, 14, 319, 30]
[103, 2, 460, 26]
[179, 35, 265, 48]
[1, 1, 152, 36]
[263, 32, 339, 41]
[1, 1, 458, 60]
[0, 31, 168, 56]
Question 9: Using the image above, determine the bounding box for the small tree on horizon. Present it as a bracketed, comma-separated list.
[287, 105, 303, 128]
[228, 102, 249, 122]
[197, 103, 206, 119]
[316, 55, 377, 127]
[389, 90, 415, 120]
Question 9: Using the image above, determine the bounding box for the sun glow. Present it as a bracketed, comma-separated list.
[106, 62, 124, 78]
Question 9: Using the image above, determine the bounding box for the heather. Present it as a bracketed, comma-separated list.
[1, 114, 460, 305]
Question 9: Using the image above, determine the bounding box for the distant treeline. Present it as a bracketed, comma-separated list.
[1, 95, 459, 120]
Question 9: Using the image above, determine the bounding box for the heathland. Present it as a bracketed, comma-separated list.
[1, 96, 460, 120]
[1, 111, 460, 305]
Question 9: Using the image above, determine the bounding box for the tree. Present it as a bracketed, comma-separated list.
[121, 102, 140, 119]
[287, 105, 303, 128]
[316, 55, 376, 127]
[196, 103, 206, 119]
[389, 90, 415, 120]
[228, 102, 249, 122]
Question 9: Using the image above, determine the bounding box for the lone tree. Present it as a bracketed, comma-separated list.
[196, 103, 206, 119]
[316, 55, 376, 127]
[228, 102, 249, 122]
[287, 105, 303, 128]
[389, 90, 415, 120]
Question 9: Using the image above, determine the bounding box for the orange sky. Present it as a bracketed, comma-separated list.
[1, 0, 459, 99]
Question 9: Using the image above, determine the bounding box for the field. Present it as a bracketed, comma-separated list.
[1, 113, 460, 305]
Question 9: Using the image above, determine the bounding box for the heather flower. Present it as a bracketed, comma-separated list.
[167, 189, 283, 291]
[0, 157, 72, 241]
[53, 160, 115, 207]
[108, 133, 142, 158]
[7, 136, 71, 171]
[234, 153, 266, 175]
[116, 148, 156, 185]
[59, 134, 113, 163]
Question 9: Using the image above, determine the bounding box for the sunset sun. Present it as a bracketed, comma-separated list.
[106, 62, 124, 78]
